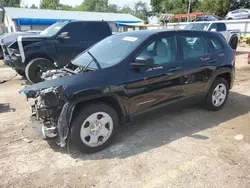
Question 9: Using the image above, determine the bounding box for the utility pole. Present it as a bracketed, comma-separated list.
[187, 0, 192, 22]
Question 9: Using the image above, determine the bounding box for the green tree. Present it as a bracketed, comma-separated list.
[108, 4, 120, 13]
[133, 1, 149, 23]
[30, 4, 38, 9]
[40, 0, 59, 9]
[59, 4, 72, 10]
[0, 0, 20, 7]
[73, 0, 109, 12]
[121, 5, 132, 14]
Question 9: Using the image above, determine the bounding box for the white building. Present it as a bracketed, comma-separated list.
[2, 7, 144, 33]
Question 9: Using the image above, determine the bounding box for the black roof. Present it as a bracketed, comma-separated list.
[115, 29, 219, 38]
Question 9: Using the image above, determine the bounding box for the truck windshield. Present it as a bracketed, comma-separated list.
[184, 23, 210, 30]
[72, 34, 144, 69]
[40, 22, 67, 36]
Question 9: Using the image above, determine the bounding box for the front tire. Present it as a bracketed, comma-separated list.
[204, 78, 229, 111]
[71, 103, 119, 153]
[15, 69, 26, 77]
[25, 58, 54, 84]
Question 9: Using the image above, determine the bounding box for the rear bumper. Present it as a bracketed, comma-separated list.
[4, 55, 25, 71]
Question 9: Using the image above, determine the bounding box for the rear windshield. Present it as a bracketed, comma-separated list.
[184, 23, 210, 30]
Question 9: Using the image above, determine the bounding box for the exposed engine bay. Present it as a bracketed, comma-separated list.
[30, 86, 65, 139]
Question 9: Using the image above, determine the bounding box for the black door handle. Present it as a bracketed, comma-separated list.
[168, 66, 181, 72]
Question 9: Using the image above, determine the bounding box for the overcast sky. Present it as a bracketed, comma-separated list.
[22, 0, 151, 8]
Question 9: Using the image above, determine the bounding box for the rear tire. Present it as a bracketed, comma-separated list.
[204, 78, 229, 111]
[25, 58, 54, 84]
[230, 37, 238, 50]
[70, 103, 119, 153]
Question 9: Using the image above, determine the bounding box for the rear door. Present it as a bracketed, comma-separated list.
[232, 10, 241, 19]
[126, 34, 183, 114]
[180, 33, 215, 97]
[55, 22, 87, 66]
[206, 35, 226, 65]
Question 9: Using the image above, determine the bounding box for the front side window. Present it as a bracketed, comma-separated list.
[72, 34, 144, 69]
[232, 10, 239, 14]
[40, 22, 67, 36]
[181, 36, 208, 59]
[137, 36, 177, 65]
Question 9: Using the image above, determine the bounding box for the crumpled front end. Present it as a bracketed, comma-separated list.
[23, 86, 74, 147]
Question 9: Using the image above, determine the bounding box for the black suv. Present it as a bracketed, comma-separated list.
[20, 30, 235, 153]
[4, 21, 112, 83]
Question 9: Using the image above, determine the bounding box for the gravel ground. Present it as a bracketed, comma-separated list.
[1, 47, 250, 188]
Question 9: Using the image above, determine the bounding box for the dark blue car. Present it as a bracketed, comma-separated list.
[21, 30, 235, 153]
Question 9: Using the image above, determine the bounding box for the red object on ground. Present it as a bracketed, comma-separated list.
[248, 52, 250, 64]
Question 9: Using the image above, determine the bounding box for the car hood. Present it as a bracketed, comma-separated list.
[20, 73, 83, 94]
[1, 32, 41, 46]
[7, 34, 47, 49]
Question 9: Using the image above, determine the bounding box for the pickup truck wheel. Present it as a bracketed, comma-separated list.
[230, 37, 238, 50]
[204, 78, 229, 111]
[71, 103, 119, 153]
[25, 58, 54, 84]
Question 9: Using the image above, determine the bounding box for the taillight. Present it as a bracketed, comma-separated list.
[248, 52, 250, 64]
[233, 50, 237, 56]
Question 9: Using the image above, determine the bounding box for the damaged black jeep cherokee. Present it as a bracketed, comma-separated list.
[20, 30, 235, 153]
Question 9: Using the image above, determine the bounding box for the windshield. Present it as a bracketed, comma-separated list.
[184, 23, 210, 30]
[40, 22, 67, 36]
[72, 34, 144, 69]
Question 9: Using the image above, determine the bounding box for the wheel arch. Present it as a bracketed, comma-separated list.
[206, 68, 233, 92]
[71, 95, 128, 127]
[25, 53, 55, 65]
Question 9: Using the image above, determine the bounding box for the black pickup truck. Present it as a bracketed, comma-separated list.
[4, 21, 112, 83]
[20, 30, 235, 153]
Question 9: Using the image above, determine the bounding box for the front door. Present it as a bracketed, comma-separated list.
[55, 22, 88, 67]
[180, 34, 215, 97]
[239, 9, 249, 19]
[126, 35, 183, 114]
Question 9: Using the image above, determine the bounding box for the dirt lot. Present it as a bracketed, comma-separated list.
[1, 47, 250, 188]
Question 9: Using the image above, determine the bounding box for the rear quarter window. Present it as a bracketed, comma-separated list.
[209, 37, 224, 51]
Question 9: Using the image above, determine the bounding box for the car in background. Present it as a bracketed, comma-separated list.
[192, 15, 223, 22]
[184, 21, 240, 50]
[4, 21, 112, 83]
[20, 30, 235, 153]
[226, 9, 250, 20]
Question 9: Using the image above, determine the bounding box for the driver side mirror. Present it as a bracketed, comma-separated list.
[210, 28, 217, 32]
[131, 56, 154, 68]
[57, 32, 70, 41]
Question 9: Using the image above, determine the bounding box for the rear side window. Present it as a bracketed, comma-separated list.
[240, 9, 248, 13]
[83, 22, 111, 40]
[180, 36, 209, 59]
[217, 23, 226, 32]
[209, 37, 223, 51]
